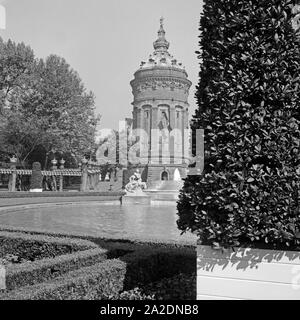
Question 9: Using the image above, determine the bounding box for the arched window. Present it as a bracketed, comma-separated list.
[161, 171, 169, 181]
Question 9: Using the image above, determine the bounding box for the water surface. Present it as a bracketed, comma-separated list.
[0, 202, 196, 244]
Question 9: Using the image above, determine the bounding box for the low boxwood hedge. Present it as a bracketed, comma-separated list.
[1, 259, 127, 300]
[0, 243, 195, 300]
[5, 247, 107, 290]
[0, 225, 196, 250]
[0, 231, 98, 261]
[109, 272, 196, 300]
[142, 272, 196, 300]
[0, 227, 196, 300]
[121, 247, 196, 290]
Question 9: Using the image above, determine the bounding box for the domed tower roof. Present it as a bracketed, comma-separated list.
[137, 17, 187, 74]
[130, 18, 192, 105]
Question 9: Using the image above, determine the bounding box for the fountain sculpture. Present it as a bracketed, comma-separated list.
[122, 169, 151, 205]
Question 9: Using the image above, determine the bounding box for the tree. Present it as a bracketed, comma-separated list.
[0, 37, 100, 167]
[0, 38, 35, 114]
[177, 0, 300, 249]
[30, 55, 99, 167]
[0, 38, 37, 162]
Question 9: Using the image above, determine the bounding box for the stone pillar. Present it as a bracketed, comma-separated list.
[161, 129, 170, 164]
[59, 175, 63, 192]
[80, 165, 88, 192]
[132, 108, 137, 129]
[150, 106, 159, 164]
[169, 104, 176, 164]
[9, 169, 17, 192]
[143, 109, 151, 135]
[169, 105, 176, 130]
[184, 108, 189, 129]
[136, 108, 142, 129]
[151, 106, 158, 130]
[181, 109, 185, 164]
[173, 127, 183, 165]
[183, 122, 191, 165]
[8, 157, 17, 192]
[181, 108, 189, 164]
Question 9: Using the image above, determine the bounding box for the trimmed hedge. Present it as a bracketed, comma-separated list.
[0, 240, 196, 300]
[0, 227, 196, 300]
[178, 0, 300, 249]
[0, 231, 97, 261]
[143, 272, 196, 300]
[0, 225, 196, 248]
[109, 272, 196, 300]
[0, 259, 126, 300]
[5, 247, 107, 290]
[110, 288, 155, 300]
[121, 247, 196, 290]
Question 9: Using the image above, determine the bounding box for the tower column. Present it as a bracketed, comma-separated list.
[151, 105, 158, 129]
[133, 107, 139, 129]
[136, 108, 142, 129]
[182, 109, 186, 164]
[151, 105, 159, 164]
[184, 108, 189, 129]
[169, 104, 176, 130]
[169, 103, 176, 164]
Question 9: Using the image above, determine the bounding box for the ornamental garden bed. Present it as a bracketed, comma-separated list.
[0, 229, 196, 300]
[0, 231, 98, 260]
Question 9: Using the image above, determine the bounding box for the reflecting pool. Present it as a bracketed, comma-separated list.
[0, 202, 196, 244]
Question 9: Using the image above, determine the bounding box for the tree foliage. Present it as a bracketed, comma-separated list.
[177, 0, 300, 249]
[0, 38, 100, 167]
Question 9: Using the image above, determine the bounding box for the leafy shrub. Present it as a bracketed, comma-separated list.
[121, 247, 196, 290]
[5, 248, 107, 291]
[178, 0, 300, 249]
[143, 272, 196, 300]
[108, 273, 196, 300]
[0, 233, 196, 300]
[0, 259, 126, 300]
[0, 231, 97, 261]
[108, 288, 155, 300]
[0, 254, 29, 266]
[30, 162, 43, 189]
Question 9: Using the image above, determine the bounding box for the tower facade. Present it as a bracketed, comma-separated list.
[129, 18, 192, 184]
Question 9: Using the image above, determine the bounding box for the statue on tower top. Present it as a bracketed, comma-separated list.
[160, 16, 164, 28]
[154, 17, 169, 51]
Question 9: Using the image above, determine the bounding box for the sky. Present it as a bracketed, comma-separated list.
[0, 0, 203, 130]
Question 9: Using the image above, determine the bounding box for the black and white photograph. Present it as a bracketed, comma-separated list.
[0, 0, 299, 311]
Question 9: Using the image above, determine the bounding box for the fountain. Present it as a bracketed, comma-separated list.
[122, 169, 151, 205]
[173, 168, 181, 181]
